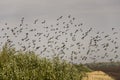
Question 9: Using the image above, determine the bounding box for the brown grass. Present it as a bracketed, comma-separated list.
[82, 71, 115, 80]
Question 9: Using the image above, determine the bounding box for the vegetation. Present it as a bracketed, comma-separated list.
[0, 44, 90, 80]
[82, 71, 115, 80]
[85, 62, 120, 73]
[85, 62, 120, 80]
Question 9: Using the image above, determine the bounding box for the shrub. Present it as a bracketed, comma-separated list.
[0, 44, 89, 80]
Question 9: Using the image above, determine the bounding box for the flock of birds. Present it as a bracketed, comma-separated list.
[0, 15, 120, 63]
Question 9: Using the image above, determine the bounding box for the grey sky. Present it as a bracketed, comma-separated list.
[0, 0, 120, 29]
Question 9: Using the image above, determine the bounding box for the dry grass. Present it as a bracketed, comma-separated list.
[82, 71, 115, 80]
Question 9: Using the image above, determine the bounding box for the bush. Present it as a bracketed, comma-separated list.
[0, 44, 89, 80]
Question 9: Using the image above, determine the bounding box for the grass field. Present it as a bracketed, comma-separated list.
[85, 62, 120, 80]
[82, 71, 115, 80]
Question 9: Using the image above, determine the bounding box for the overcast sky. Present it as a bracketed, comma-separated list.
[0, 0, 120, 30]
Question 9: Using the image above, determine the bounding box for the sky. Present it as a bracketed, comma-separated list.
[0, 0, 120, 63]
[0, 0, 120, 29]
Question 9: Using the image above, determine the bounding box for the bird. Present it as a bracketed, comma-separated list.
[34, 19, 38, 24]
[0, 16, 119, 64]
[42, 20, 46, 24]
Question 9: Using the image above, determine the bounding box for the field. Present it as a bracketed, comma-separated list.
[82, 71, 114, 80]
[85, 62, 120, 80]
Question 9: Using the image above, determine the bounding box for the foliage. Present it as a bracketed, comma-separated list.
[0, 44, 90, 80]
